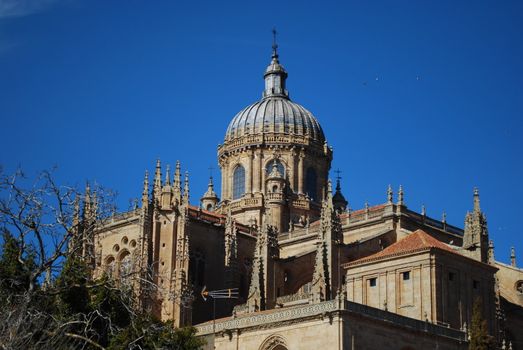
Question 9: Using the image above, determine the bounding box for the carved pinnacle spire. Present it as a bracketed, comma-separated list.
[142, 170, 149, 205]
[165, 165, 171, 186]
[387, 184, 393, 203]
[183, 171, 189, 203]
[473, 187, 480, 212]
[511, 247, 516, 267]
[421, 204, 426, 216]
[153, 159, 162, 199]
[84, 182, 91, 218]
[442, 211, 447, 224]
[174, 160, 181, 191]
[397, 185, 404, 206]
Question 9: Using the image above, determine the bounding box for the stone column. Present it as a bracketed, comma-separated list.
[297, 149, 304, 194]
[220, 162, 227, 200]
[253, 150, 261, 193]
[247, 151, 253, 194]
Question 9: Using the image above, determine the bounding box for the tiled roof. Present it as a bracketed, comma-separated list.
[346, 229, 456, 266]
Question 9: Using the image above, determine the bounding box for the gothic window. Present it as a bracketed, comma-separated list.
[265, 159, 285, 176]
[232, 165, 245, 200]
[105, 256, 115, 278]
[306, 167, 317, 200]
[119, 251, 132, 287]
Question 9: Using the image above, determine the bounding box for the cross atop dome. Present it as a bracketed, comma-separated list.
[264, 28, 288, 99]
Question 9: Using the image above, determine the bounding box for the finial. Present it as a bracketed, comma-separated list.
[387, 184, 393, 203]
[511, 246, 516, 267]
[174, 160, 181, 190]
[327, 179, 333, 196]
[442, 211, 447, 223]
[272, 27, 278, 59]
[421, 204, 426, 216]
[165, 165, 171, 186]
[142, 170, 149, 195]
[183, 171, 190, 199]
[334, 169, 343, 191]
[473, 187, 480, 212]
[397, 185, 404, 206]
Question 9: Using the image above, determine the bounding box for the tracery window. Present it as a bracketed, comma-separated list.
[305, 167, 317, 201]
[232, 165, 245, 200]
[119, 252, 132, 287]
[105, 256, 115, 278]
[265, 159, 285, 177]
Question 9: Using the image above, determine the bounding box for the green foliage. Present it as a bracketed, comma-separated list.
[107, 315, 205, 350]
[469, 297, 494, 350]
[55, 254, 91, 316]
[0, 230, 36, 300]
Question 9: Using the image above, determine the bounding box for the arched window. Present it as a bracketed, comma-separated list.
[265, 159, 285, 177]
[105, 256, 115, 278]
[306, 167, 317, 201]
[119, 251, 132, 287]
[232, 165, 245, 200]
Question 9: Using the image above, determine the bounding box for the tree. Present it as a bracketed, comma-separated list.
[0, 168, 204, 349]
[469, 297, 494, 350]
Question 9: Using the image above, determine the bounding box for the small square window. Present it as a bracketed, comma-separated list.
[402, 271, 410, 281]
[369, 278, 377, 287]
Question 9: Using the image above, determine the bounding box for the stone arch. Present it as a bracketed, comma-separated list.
[104, 255, 115, 277]
[259, 334, 288, 350]
[264, 158, 287, 177]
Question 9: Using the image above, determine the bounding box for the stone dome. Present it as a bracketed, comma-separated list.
[224, 49, 325, 144]
[225, 97, 325, 143]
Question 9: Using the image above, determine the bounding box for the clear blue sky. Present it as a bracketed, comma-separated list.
[1, 1, 522, 265]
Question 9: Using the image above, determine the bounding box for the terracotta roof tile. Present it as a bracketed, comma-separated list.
[347, 229, 456, 265]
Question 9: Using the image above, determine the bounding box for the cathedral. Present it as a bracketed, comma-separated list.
[86, 41, 523, 349]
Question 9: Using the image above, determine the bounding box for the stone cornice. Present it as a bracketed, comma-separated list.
[195, 300, 466, 342]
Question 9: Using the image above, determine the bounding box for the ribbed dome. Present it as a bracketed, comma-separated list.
[224, 47, 325, 144]
[225, 97, 325, 143]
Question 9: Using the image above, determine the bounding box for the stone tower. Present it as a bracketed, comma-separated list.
[217, 42, 332, 232]
[463, 188, 489, 263]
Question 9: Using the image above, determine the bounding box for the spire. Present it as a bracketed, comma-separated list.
[272, 27, 278, 60]
[263, 28, 288, 99]
[463, 187, 489, 262]
[83, 182, 91, 220]
[332, 172, 348, 212]
[165, 165, 171, 186]
[174, 160, 181, 191]
[153, 159, 162, 201]
[183, 171, 189, 204]
[397, 185, 404, 206]
[387, 184, 393, 204]
[473, 187, 480, 212]
[142, 170, 149, 207]
[511, 247, 516, 267]
[201, 175, 219, 211]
